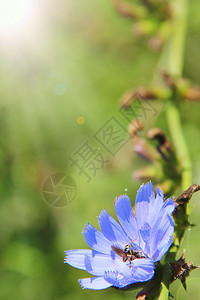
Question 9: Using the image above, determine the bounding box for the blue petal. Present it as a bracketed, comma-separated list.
[139, 222, 151, 255]
[64, 249, 92, 270]
[115, 195, 139, 243]
[152, 237, 173, 262]
[130, 258, 155, 282]
[140, 222, 151, 243]
[153, 215, 174, 246]
[84, 252, 116, 276]
[148, 187, 164, 228]
[135, 182, 155, 230]
[104, 258, 155, 288]
[83, 222, 113, 254]
[98, 209, 130, 246]
[162, 197, 175, 215]
[79, 277, 113, 290]
[150, 214, 174, 261]
[148, 189, 175, 230]
[135, 184, 175, 258]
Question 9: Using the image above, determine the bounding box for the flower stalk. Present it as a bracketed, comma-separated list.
[159, 0, 193, 298]
[165, 0, 192, 191]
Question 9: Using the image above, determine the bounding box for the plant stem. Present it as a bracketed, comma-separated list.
[159, 0, 191, 299]
[165, 0, 192, 191]
[167, 0, 188, 76]
[166, 103, 192, 190]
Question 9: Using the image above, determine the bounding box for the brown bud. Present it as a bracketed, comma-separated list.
[148, 128, 172, 162]
[149, 35, 164, 51]
[162, 71, 176, 88]
[112, 0, 140, 19]
[184, 86, 200, 102]
[148, 127, 171, 150]
[120, 89, 136, 108]
[128, 120, 144, 138]
[134, 140, 155, 162]
[148, 128, 166, 145]
[135, 87, 157, 100]
[128, 121, 158, 162]
[120, 87, 157, 108]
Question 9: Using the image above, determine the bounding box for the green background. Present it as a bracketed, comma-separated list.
[0, 1, 200, 299]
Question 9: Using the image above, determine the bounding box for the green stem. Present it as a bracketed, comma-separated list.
[165, 0, 192, 191]
[159, 0, 191, 299]
[166, 103, 192, 190]
[168, 0, 188, 76]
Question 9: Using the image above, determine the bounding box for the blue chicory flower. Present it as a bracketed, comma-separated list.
[64, 182, 175, 290]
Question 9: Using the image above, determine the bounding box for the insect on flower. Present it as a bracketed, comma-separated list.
[111, 242, 146, 264]
[64, 182, 175, 290]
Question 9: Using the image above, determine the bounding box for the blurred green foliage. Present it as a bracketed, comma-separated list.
[0, 0, 200, 299]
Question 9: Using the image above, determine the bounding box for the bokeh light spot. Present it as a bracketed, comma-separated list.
[54, 83, 67, 96]
[76, 116, 85, 125]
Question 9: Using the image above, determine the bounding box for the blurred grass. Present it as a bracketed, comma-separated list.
[0, 0, 200, 299]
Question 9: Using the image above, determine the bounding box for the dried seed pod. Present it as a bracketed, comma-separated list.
[136, 286, 154, 300]
[175, 183, 200, 205]
[170, 250, 199, 288]
[173, 183, 200, 218]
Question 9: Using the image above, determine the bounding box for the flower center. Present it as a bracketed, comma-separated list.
[111, 241, 146, 264]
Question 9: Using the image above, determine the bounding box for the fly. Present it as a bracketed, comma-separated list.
[111, 243, 146, 263]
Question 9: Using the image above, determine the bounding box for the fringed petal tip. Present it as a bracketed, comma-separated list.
[82, 221, 113, 254]
[82, 221, 91, 234]
[64, 250, 69, 263]
[78, 277, 113, 290]
[114, 194, 128, 203]
[78, 279, 85, 290]
[98, 208, 130, 245]
[63, 249, 92, 270]
[114, 194, 139, 242]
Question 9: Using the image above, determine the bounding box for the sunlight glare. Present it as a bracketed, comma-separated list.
[0, 0, 35, 36]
